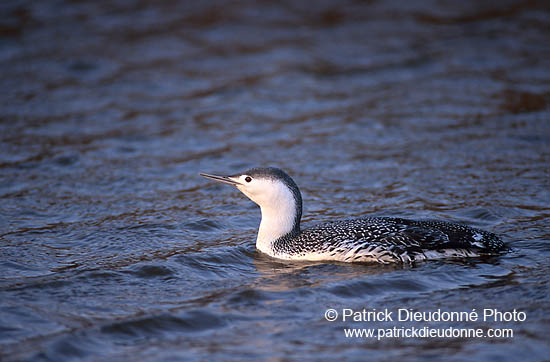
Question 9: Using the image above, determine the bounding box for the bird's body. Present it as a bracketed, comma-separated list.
[266, 217, 502, 263]
[200, 167, 505, 264]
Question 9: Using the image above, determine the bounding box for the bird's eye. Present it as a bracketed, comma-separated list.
[245, 176, 252, 183]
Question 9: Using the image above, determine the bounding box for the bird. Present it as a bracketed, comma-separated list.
[200, 167, 505, 264]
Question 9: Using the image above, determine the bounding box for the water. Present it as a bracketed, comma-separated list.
[1, 0, 549, 361]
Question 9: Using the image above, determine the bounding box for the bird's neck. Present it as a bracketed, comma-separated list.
[256, 200, 301, 256]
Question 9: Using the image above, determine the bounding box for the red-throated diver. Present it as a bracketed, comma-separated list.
[200, 167, 505, 264]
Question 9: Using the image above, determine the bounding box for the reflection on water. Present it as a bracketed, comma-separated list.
[1, 0, 549, 361]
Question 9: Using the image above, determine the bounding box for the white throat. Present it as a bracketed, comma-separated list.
[257, 203, 297, 256]
[239, 180, 298, 256]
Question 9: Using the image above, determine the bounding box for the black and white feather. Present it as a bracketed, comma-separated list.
[200, 167, 505, 264]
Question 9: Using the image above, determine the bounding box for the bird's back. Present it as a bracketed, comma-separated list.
[271, 217, 505, 264]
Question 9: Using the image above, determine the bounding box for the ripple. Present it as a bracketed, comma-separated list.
[226, 288, 269, 307]
[327, 273, 429, 299]
[125, 264, 176, 279]
[174, 245, 255, 281]
[183, 218, 223, 232]
[52, 153, 79, 167]
[101, 309, 227, 339]
[454, 207, 503, 226]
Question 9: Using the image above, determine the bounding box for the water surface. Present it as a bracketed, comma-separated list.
[1, 0, 549, 361]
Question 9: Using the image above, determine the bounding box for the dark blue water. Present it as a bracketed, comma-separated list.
[1, 0, 549, 361]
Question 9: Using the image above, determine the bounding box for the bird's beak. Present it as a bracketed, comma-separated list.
[200, 173, 242, 186]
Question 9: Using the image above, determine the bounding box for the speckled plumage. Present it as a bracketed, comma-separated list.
[271, 217, 505, 264]
[201, 167, 506, 264]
